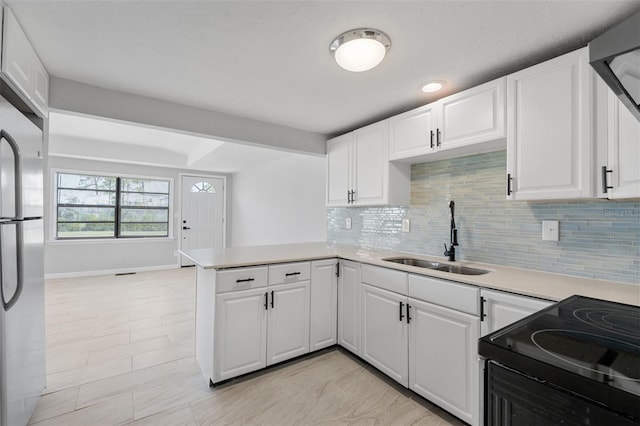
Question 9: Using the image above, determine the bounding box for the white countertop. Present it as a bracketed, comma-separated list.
[180, 242, 640, 306]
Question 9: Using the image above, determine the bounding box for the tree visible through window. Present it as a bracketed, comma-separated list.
[56, 173, 170, 239]
[191, 181, 215, 193]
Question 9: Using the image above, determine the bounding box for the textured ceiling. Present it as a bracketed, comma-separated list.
[8, 0, 640, 136]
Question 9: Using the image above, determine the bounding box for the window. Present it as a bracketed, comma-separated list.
[56, 172, 170, 239]
[191, 181, 216, 193]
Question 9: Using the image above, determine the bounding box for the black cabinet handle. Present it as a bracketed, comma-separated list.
[351, 190, 356, 203]
[347, 190, 351, 204]
[480, 296, 487, 321]
[601, 166, 613, 194]
[235, 278, 255, 283]
[406, 304, 412, 324]
[506, 173, 513, 196]
[270, 290, 275, 309]
[264, 292, 268, 310]
[182, 226, 191, 230]
[430, 130, 434, 149]
[285, 272, 301, 277]
[399, 301, 405, 321]
[436, 129, 441, 147]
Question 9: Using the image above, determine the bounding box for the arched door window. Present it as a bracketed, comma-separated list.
[191, 181, 216, 193]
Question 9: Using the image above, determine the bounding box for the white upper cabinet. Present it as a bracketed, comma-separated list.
[389, 77, 506, 162]
[389, 103, 438, 159]
[506, 47, 592, 200]
[1, 7, 49, 117]
[438, 77, 506, 150]
[600, 84, 640, 199]
[326, 121, 410, 207]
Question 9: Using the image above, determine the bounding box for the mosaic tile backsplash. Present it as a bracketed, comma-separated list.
[327, 150, 639, 285]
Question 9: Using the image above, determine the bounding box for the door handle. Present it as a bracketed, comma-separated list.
[399, 301, 405, 321]
[0, 130, 23, 219]
[182, 226, 191, 230]
[270, 290, 275, 309]
[0, 220, 24, 311]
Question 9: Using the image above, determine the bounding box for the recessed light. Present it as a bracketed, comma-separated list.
[421, 81, 445, 93]
[330, 28, 391, 72]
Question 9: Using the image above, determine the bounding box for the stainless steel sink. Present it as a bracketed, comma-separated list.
[382, 257, 490, 275]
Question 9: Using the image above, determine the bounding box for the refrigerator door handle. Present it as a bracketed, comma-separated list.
[0, 220, 24, 311]
[1, 129, 24, 219]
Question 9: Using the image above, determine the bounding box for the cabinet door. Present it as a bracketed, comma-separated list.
[439, 77, 506, 150]
[267, 281, 310, 365]
[2, 8, 32, 98]
[353, 121, 388, 205]
[480, 289, 552, 337]
[389, 104, 437, 160]
[30, 55, 48, 116]
[409, 298, 480, 426]
[607, 92, 640, 199]
[361, 283, 408, 386]
[338, 260, 361, 355]
[326, 134, 352, 206]
[506, 47, 592, 200]
[214, 288, 267, 382]
[310, 260, 338, 351]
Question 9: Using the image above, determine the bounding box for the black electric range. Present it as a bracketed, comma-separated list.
[479, 295, 640, 425]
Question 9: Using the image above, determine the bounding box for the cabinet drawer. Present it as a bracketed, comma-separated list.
[216, 266, 268, 293]
[408, 274, 479, 315]
[361, 264, 408, 295]
[269, 262, 311, 285]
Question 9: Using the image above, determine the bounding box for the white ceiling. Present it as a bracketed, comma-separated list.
[12, 1, 640, 173]
[10, 0, 640, 137]
[48, 112, 292, 173]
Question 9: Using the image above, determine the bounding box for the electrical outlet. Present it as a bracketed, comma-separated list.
[402, 219, 410, 232]
[542, 220, 559, 241]
[345, 218, 352, 230]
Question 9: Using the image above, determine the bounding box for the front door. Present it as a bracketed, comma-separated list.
[180, 175, 224, 266]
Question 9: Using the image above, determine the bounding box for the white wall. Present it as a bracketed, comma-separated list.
[45, 156, 231, 278]
[231, 154, 326, 247]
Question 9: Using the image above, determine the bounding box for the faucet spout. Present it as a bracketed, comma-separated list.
[444, 200, 459, 261]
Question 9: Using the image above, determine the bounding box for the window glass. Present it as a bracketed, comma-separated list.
[55, 173, 170, 239]
[191, 181, 215, 193]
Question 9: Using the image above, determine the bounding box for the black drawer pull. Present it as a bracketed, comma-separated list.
[235, 278, 255, 283]
[285, 272, 301, 277]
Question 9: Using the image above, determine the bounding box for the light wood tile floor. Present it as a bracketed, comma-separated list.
[32, 268, 464, 426]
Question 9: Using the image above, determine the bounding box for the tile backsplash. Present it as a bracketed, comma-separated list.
[327, 150, 639, 285]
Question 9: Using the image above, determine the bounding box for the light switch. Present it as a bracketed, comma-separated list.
[402, 219, 410, 232]
[345, 218, 352, 230]
[542, 220, 559, 241]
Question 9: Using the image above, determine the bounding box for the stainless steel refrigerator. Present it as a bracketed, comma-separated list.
[0, 91, 45, 425]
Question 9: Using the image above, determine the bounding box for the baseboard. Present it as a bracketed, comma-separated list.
[45, 263, 180, 280]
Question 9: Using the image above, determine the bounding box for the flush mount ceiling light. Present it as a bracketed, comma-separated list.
[330, 28, 391, 72]
[421, 81, 446, 93]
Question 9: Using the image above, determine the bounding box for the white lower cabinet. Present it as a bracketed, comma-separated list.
[210, 264, 310, 384]
[266, 281, 310, 364]
[338, 260, 361, 355]
[214, 287, 268, 382]
[408, 298, 480, 426]
[310, 260, 338, 351]
[361, 283, 408, 386]
[480, 288, 552, 337]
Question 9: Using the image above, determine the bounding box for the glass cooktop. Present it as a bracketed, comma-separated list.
[480, 295, 640, 397]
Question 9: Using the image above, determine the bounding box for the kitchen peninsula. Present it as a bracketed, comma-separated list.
[181, 241, 638, 426]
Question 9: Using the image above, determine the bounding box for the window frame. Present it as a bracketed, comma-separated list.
[53, 169, 173, 241]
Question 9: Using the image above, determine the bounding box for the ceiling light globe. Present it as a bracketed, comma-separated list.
[330, 29, 391, 72]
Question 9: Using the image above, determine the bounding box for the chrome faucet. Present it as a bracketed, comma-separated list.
[443, 200, 458, 261]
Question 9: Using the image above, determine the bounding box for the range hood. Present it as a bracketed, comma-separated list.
[590, 10, 640, 121]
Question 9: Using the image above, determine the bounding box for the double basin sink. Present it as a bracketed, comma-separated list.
[383, 257, 490, 276]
